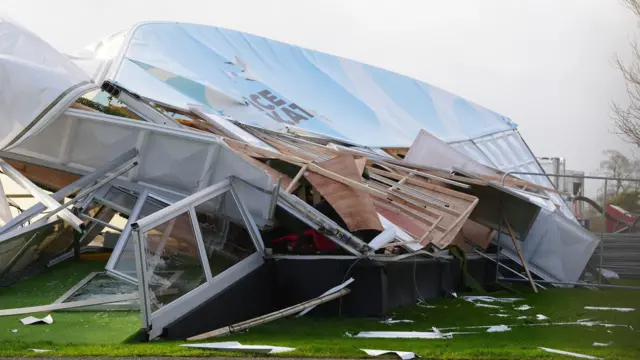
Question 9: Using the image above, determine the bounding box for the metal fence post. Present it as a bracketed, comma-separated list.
[599, 179, 607, 284]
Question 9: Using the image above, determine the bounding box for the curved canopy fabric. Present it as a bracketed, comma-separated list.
[0, 18, 89, 150]
[108, 22, 516, 147]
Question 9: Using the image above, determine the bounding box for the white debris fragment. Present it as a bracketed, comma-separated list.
[514, 305, 532, 311]
[379, 318, 414, 325]
[486, 325, 511, 333]
[451, 292, 458, 298]
[416, 301, 436, 309]
[517, 316, 529, 319]
[345, 332, 353, 337]
[11, 329, 17, 333]
[361, 349, 418, 360]
[462, 296, 523, 304]
[180, 342, 295, 354]
[355, 329, 452, 339]
[490, 314, 510, 318]
[597, 268, 619, 279]
[536, 314, 549, 320]
[538, 347, 602, 359]
[20, 314, 53, 325]
[592, 342, 613, 347]
[584, 306, 635, 312]
[474, 303, 502, 309]
[30, 349, 52, 353]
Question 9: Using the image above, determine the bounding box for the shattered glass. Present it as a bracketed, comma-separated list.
[143, 210, 206, 312]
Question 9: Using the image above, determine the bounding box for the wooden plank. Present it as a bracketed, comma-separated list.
[367, 167, 477, 202]
[286, 164, 308, 193]
[354, 157, 367, 175]
[304, 155, 384, 232]
[503, 214, 539, 293]
[430, 198, 479, 249]
[373, 200, 424, 239]
[4, 160, 80, 192]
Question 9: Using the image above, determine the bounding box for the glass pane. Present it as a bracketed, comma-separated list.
[61, 273, 139, 311]
[98, 187, 139, 214]
[0, 220, 67, 280]
[194, 191, 257, 277]
[143, 210, 206, 312]
[112, 197, 169, 280]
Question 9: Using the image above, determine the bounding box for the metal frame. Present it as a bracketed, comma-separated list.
[101, 81, 182, 128]
[105, 189, 175, 285]
[131, 179, 267, 340]
[494, 171, 640, 290]
[0, 149, 138, 236]
[0, 158, 84, 232]
[277, 190, 369, 255]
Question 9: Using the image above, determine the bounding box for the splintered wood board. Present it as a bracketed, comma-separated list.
[304, 155, 384, 232]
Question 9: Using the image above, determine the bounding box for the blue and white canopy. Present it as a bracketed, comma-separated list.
[104, 22, 516, 147]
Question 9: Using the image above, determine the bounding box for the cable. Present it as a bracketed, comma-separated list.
[338, 257, 364, 317]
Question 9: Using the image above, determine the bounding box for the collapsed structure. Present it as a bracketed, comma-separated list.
[0, 19, 601, 340]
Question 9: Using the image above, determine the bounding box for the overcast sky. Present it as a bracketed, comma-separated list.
[1, 0, 638, 182]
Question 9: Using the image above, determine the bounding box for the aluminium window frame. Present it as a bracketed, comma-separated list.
[131, 178, 266, 340]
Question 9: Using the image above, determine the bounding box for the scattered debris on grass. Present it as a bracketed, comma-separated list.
[490, 313, 510, 317]
[474, 303, 503, 309]
[462, 296, 523, 303]
[584, 306, 635, 312]
[536, 314, 549, 320]
[20, 314, 53, 325]
[180, 341, 295, 354]
[487, 325, 511, 333]
[538, 347, 602, 359]
[361, 348, 418, 359]
[514, 305, 532, 311]
[592, 342, 613, 347]
[30, 349, 53, 353]
[379, 318, 415, 325]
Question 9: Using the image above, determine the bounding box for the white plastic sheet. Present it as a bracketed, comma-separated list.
[0, 17, 89, 150]
[361, 349, 418, 360]
[181, 341, 295, 354]
[538, 347, 602, 360]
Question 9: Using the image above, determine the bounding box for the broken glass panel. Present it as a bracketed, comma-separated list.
[57, 272, 139, 311]
[0, 219, 67, 281]
[194, 191, 257, 277]
[143, 210, 206, 312]
[111, 196, 169, 280]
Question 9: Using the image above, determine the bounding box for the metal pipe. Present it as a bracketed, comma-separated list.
[473, 249, 547, 290]
[39, 161, 138, 223]
[501, 277, 640, 290]
[501, 171, 640, 185]
[78, 213, 123, 232]
[0, 148, 138, 235]
[599, 178, 607, 285]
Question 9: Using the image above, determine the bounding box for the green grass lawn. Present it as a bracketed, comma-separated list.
[0, 260, 639, 359]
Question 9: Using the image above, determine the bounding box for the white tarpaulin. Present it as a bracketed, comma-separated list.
[88, 22, 517, 148]
[0, 17, 91, 150]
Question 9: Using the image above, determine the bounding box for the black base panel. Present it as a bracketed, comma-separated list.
[161, 257, 494, 339]
[162, 261, 278, 339]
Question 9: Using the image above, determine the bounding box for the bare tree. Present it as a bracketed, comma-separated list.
[613, 0, 640, 146]
[599, 149, 640, 194]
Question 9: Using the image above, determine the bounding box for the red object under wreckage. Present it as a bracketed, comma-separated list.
[605, 204, 637, 233]
[272, 229, 337, 252]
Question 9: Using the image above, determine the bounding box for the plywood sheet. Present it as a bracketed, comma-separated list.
[305, 155, 383, 232]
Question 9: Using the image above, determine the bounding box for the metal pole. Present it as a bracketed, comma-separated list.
[0, 149, 138, 235]
[599, 178, 607, 284]
[38, 161, 138, 223]
[495, 192, 503, 284]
